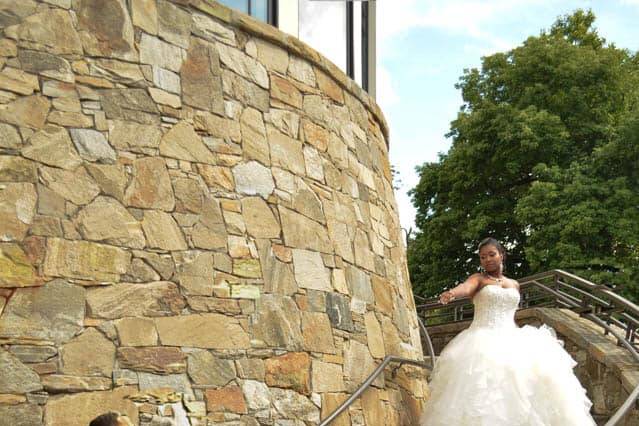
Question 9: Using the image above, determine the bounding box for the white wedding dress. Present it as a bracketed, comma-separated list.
[420, 284, 597, 426]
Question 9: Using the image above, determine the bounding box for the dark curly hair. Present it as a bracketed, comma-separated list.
[89, 412, 122, 426]
[478, 237, 507, 262]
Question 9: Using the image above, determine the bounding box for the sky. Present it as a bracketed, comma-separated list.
[375, 0, 639, 234]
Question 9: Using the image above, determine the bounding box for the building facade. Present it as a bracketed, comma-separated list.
[217, 0, 377, 98]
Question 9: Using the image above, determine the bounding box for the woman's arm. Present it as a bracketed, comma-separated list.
[439, 273, 482, 304]
[513, 279, 521, 293]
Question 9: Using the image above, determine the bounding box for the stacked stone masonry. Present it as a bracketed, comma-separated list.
[0, 1, 426, 425]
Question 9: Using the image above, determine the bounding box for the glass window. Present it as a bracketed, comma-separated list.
[216, 0, 371, 94]
[251, 0, 268, 22]
[298, 0, 347, 72]
[298, 0, 370, 93]
[217, 0, 273, 24]
[218, 0, 248, 14]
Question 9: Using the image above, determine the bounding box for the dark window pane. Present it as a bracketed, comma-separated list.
[251, 0, 268, 22]
[353, 1, 362, 87]
[218, 0, 248, 14]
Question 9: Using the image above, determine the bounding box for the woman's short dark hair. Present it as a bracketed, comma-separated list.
[89, 412, 121, 426]
[478, 237, 507, 261]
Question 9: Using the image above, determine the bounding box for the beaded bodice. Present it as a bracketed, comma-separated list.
[469, 285, 520, 329]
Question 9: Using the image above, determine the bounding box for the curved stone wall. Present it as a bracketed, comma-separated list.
[0, 1, 425, 425]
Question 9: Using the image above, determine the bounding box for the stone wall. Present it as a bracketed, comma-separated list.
[425, 308, 639, 425]
[0, 1, 426, 425]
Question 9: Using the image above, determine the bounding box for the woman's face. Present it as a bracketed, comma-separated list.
[479, 244, 503, 273]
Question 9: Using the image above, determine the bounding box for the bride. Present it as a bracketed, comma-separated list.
[420, 238, 597, 426]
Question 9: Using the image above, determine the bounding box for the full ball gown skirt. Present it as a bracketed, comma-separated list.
[420, 285, 596, 426]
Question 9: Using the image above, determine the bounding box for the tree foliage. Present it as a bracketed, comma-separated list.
[408, 10, 639, 300]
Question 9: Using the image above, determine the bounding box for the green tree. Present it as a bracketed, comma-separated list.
[515, 113, 639, 301]
[408, 10, 639, 299]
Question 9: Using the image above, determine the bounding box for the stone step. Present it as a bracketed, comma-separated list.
[592, 413, 609, 426]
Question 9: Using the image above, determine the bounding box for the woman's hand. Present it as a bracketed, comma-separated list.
[439, 289, 456, 305]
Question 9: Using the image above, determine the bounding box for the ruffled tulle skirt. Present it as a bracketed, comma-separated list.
[420, 323, 596, 426]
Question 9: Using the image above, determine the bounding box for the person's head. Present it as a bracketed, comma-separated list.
[478, 237, 506, 274]
[89, 412, 133, 426]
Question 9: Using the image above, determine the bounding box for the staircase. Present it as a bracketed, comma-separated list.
[319, 270, 639, 425]
[416, 270, 639, 426]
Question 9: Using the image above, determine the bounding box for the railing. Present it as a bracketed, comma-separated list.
[416, 269, 639, 426]
[318, 314, 436, 425]
[318, 355, 431, 426]
[319, 270, 639, 425]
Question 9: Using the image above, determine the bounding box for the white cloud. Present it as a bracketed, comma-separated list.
[376, 64, 400, 111]
[376, 0, 426, 42]
[463, 39, 517, 58]
[377, 0, 551, 54]
[376, 0, 639, 233]
[376, 0, 554, 231]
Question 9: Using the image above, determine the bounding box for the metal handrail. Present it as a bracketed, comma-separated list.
[318, 355, 431, 426]
[417, 269, 639, 425]
[418, 316, 436, 372]
[320, 270, 638, 425]
[318, 311, 438, 425]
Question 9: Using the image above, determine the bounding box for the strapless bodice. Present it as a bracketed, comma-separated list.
[469, 285, 520, 329]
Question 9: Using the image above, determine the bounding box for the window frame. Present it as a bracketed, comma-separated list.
[219, 0, 277, 25]
[345, 1, 370, 92]
[268, 0, 278, 26]
[361, 1, 369, 92]
[221, 0, 371, 93]
[346, 1, 354, 78]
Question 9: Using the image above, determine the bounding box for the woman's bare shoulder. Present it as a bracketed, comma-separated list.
[504, 277, 520, 290]
[466, 273, 484, 287]
[467, 273, 485, 297]
[467, 272, 483, 281]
